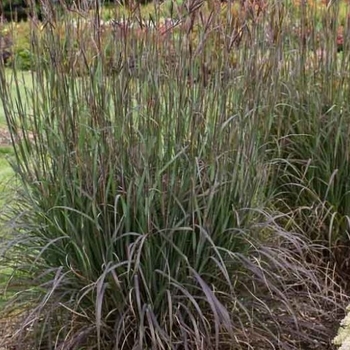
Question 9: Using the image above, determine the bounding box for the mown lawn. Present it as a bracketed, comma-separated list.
[0, 69, 31, 185]
[0, 148, 14, 306]
[0, 69, 33, 127]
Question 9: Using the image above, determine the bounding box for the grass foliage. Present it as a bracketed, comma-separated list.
[0, 0, 349, 349]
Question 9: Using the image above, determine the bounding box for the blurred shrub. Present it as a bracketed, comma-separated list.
[1, 22, 33, 70]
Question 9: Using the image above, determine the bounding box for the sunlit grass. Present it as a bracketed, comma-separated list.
[0, 155, 12, 178]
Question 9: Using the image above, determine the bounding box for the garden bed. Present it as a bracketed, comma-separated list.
[1, 1, 350, 349]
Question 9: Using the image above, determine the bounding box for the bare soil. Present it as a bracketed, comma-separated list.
[0, 317, 18, 350]
[0, 128, 11, 147]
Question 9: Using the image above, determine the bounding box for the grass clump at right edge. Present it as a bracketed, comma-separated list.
[0, 0, 347, 349]
[271, 1, 350, 289]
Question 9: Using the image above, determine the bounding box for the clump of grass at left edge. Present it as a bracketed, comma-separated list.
[0, 0, 347, 349]
[0, 145, 15, 308]
[0, 72, 24, 310]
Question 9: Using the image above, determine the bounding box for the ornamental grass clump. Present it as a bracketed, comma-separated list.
[271, 1, 350, 288]
[0, 0, 347, 349]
